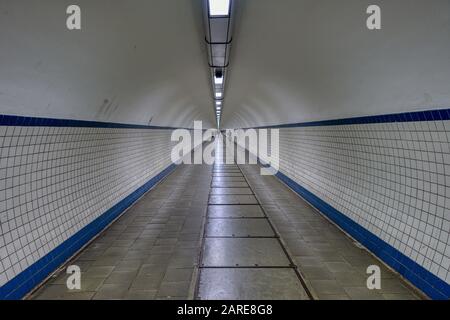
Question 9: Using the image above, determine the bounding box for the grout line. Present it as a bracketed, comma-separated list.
[199, 266, 294, 269]
[204, 236, 279, 239]
[236, 160, 316, 300]
[207, 217, 267, 220]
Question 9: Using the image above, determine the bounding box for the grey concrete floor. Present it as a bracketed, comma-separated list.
[30, 163, 211, 300]
[29, 139, 424, 300]
[196, 143, 311, 300]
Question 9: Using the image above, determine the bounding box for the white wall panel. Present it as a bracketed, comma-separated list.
[0, 126, 176, 287]
[275, 120, 450, 284]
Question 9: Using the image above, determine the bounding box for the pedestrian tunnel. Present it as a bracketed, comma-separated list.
[0, 0, 449, 301]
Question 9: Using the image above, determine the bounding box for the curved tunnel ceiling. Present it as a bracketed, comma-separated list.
[222, 0, 450, 128]
[0, 0, 215, 128]
[1, 1, 450, 129]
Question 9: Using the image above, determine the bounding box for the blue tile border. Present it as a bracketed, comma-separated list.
[0, 163, 177, 300]
[275, 169, 450, 300]
[239, 107, 450, 299]
[243, 107, 450, 129]
[0, 114, 187, 130]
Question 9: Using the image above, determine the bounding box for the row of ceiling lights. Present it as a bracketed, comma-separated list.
[203, 0, 234, 128]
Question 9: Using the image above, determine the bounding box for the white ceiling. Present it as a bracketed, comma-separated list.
[1, 0, 450, 129]
[222, 0, 450, 128]
[0, 0, 215, 128]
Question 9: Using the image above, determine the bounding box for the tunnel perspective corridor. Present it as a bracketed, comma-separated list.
[1, 0, 450, 302]
[28, 137, 422, 300]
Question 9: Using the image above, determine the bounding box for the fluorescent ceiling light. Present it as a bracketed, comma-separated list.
[216, 101, 222, 105]
[215, 92, 223, 98]
[214, 75, 223, 85]
[209, 0, 230, 16]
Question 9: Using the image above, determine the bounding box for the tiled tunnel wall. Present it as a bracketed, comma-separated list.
[238, 111, 450, 299]
[0, 122, 180, 299]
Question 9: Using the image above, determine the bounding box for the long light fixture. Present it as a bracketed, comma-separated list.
[203, 0, 235, 128]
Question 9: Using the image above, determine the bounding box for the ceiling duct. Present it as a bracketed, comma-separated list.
[203, 0, 235, 127]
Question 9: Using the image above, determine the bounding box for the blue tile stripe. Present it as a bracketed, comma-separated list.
[0, 163, 177, 300]
[0, 114, 187, 130]
[275, 170, 450, 300]
[256, 154, 449, 299]
[243, 107, 450, 129]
